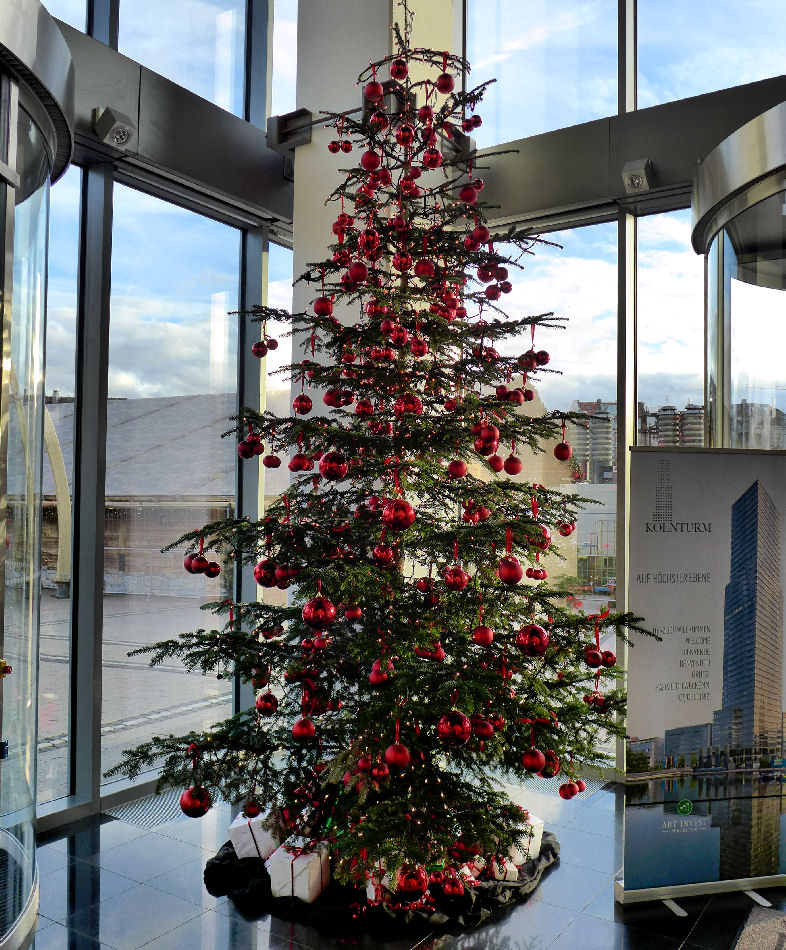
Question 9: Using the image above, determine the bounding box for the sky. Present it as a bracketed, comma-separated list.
[41, 0, 785, 417]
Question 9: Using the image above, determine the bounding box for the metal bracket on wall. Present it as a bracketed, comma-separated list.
[0, 158, 19, 188]
[266, 108, 314, 155]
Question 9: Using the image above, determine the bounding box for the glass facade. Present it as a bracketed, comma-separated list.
[42, 0, 86, 31]
[466, 0, 617, 146]
[100, 185, 240, 783]
[118, 0, 247, 114]
[272, 0, 298, 116]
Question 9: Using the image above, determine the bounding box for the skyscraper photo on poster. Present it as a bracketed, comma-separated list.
[625, 449, 786, 894]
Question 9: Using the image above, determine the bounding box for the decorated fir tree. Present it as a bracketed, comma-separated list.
[108, 9, 647, 905]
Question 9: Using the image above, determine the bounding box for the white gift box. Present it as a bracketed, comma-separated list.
[365, 862, 392, 902]
[490, 857, 519, 881]
[267, 836, 330, 903]
[510, 812, 544, 864]
[228, 812, 280, 860]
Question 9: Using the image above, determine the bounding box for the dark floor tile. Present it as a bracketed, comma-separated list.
[552, 826, 621, 875]
[755, 887, 786, 912]
[35, 846, 69, 878]
[584, 881, 618, 922]
[529, 861, 611, 912]
[616, 895, 712, 943]
[84, 830, 204, 883]
[126, 910, 272, 950]
[146, 857, 229, 912]
[38, 860, 135, 924]
[31, 920, 114, 950]
[39, 817, 148, 861]
[683, 899, 752, 950]
[148, 806, 233, 854]
[429, 897, 576, 949]
[65, 881, 203, 950]
[549, 913, 684, 950]
[566, 801, 618, 837]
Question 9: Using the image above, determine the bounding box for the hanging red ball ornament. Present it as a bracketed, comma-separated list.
[447, 459, 467, 479]
[417, 104, 434, 123]
[392, 250, 413, 272]
[390, 57, 409, 80]
[180, 786, 212, 818]
[422, 147, 443, 169]
[554, 441, 573, 461]
[437, 710, 472, 747]
[472, 625, 494, 646]
[372, 543, 396, 567]
[413, 258, 436, 279]
[358, 228, 380, 252]
[444, 565, 470, 590]
[410, 336, 429, 357]
[190, 554, 209, 573]
[183, 553, 198, 574]
[442, 875, 465, 898]
[575, 779, 587, 793]
[364, 79, 384, 103]
[472, 224, 490, 243]
[253, 558, 277, 587]
[393, 393, 423, 417]
[262, 454, 281, 469]
[237, 440, 255, 459]
[255, 692, 278, 716]
[458, 183, 477, 204]
[557, 521, 576, 537]
[313, 295, 333, 316]
[292, 393, 313, 415]
[348, 260, 368, 283]
[497, 555, 523, 585]
[585, 647, 603, 668]
[385, 743, 411, 769]
[522, 746, 546, 773]
[327, 140, 340, 154]
[602, 650, 617, 667]
[382, 498, 416, 531]
[536, 349, 550, 365]
[435, 72, 455, 94]
[516, 623, 550, 657]
[396, 864, 428, 897]
[473, 717, 494, 739]
[395, 124, 416, 146]
[292, 717, 316, 740]
[360, 149, 381, 171]
[559, 782, 579, 800]
[319, 451, 348, 481]
[488, 455, 504, 473]
[204, 561, 221, 578]
[302, 595, 337, 629]
[251, 341, 267, 358]
[503, 455, 523, 475]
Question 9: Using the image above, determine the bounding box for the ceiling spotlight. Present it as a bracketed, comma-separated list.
[621, 159, 652, 194]
[93, 107, 137, 152]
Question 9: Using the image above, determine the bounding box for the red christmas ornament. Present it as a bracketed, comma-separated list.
[183, 553, 198, 574]
[382, 498, 416, 531]
[372, 543, 396, 567]
[472, 625, 494, 646]
[302, 595, 337, 629]
[437, 710, 472, 747]
[554, 441, 572, 461]
[444, 565, 470, 590]
[360, 150, 381, 171]
[422, 147, 443, 169]
[458, 183, 477, 204]
[535, 349, 550, 365]
[602, 650, 617, 667]
[255, 692, 278, 716]
[435, 72, 455, 94]
[417, 104, 434, 123]
[313, 295, 333, 316]
[292, 717, 316, 740]
[390, 57, 409, 80]
[522, 747, 547, 773]
[371, 761, 390, 781]
[488, 455, 504, 473]
[237, 440, 255, 459]
[253, 559, 277, 587]
[575, 779, 587, 793]
[515, 623, 550, 657]
[327, 140, 340, 154]
[497, 555, 523, 585]
[559, 782, 580, 800]
[557, 521, 576, 537]
[204, 561, 221, 578]
[251, 341, 267, 358]
[180, 786, 212, 818]
[473, 717, 494, 739]
[393, 393, 423, 416]
[396, 864, 428, 897]
[503, 455, 523, 475]
[190, 554, 209, 573]
[292, 393, 313, 415]
[584, 647, 603, 668]
[348, 260, 368, 283]
[344, 604, 362, 621]
[410, 336, 429, 357]
[442, 875, 465, 898]
[392, 250, 413, 272]
[364, 79, 384, 103]
[319, 451, 348, 481]
[385, 743, 411, 769]
[395, 124, 416, 146]
[447, 459, 467, 479]
[262, 454, 281, 468]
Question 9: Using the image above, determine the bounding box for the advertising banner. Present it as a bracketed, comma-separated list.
[625, 449, 786, 896]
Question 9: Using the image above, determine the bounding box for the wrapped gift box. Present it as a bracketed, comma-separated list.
[490, 856, 519, 881]
[267, 836, 330, 903]
[510, 812, 544, 864]
[365, 861, 392, 902]
[228, 812, 280, 860]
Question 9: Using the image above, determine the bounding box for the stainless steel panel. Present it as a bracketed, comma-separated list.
[693, 96, 786, 252]
[0, 0, 74, 179]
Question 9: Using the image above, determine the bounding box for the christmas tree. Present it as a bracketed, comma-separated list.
[108, 7, 647, 903]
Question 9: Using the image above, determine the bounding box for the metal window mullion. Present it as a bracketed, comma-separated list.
[619, 0, 636, 114]
[68, 162, 113, 813]
[88, 0, 119, 48]
[616, 209, 636, 772]
[245, 0, 273, 129]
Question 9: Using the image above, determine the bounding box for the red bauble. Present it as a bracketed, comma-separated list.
[183, 553, 198, 574]
[442, 875, 465, 898]
[288, 452, 313, 472]
[515, 623, 550, 657]
[385, 743, 411, 769]
[327, 140, 340, 153]
[497, 555, 523, 585]
[557, 521, 576, 537]
[180, 786, 212, 818]
[392, 251, 413, 272]
[319, 451, 348, 481]
[302, 595, 337, 629]
[390, 57, 409, 80]
[251, 341, 267, 358]
[422, 147, 443, 169]
[358, 227, 380, 252]
[255, 692, 278, 716]
[395, 123, 416, 146]
[393, 393, 423, 416]
[389, 324, 410, 347]
[559, 782, 580, 800]
[435, 72, 455, 94]
[458, 184, 477, 204]
[396, 864, 428, 898]
[237, 440, 255, 459]
[382, 498, 416, 531]
[413, 258, 436, 279]
[503, 455, 523, 475]
[292, 717, 316, 740]
[262, 454, 281, 468]
[473, 717, 494, 739]
[584, 647, 603, 668]
[344, 604, 362, 621]
[535, 349, 550, 365]
[472, 625, 494, 646]
[518, 349, 538, 371]
[410, 336, 429, 357]
[447, 459, 467, 479]
[348, 260, 368, 283]
[575, 779, 587, 793]
[507, 389, 525, 406]
[190, 554, 209, 574]
[444, 565, 470, 591]
[204, 561, 221, 578]
[372, 543, 396, 567]
[554, 441, 573, 461]
[438, 710, 471, 747]
[602, 650, 617, 667]
[313, 295, 333, 316]
[485, 284, 501, 301]
[364, 79, 384, 103]
[472, 224, 490, 243]
[533, 525, 552, 550]
[360, 149, 381, 171]
[292, 393, 313, 415]
[417, 104, 434, 123]
[253, 558, 277, 587]
[354, 398, 374, 416]
[371, 761, 390, 782]
[522, 746, 546, 773]
[488, 455, 504, 473]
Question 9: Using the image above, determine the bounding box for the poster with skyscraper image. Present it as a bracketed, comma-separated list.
[624, 449, 786, 897]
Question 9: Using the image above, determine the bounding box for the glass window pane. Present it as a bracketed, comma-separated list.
[638, 1, 786, 108]
[466, 0, 617, 146]
[118, 0, 246, 115]
[272, 0, 298, 116]
[101, 184, 240, 785]
[637, 209, 705, 446]
[43, 0, 86, 31]
[39, 165, 80, 805]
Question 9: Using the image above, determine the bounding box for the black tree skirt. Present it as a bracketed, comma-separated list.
[204, 832, 560, 935]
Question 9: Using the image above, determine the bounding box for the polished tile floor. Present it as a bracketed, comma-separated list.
[31, 783, 773, 950]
